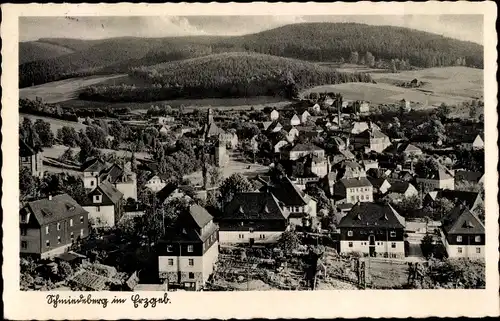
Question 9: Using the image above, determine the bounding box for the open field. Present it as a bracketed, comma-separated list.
[371, 66, 483, 100]
[302, 67, 482, 109]
[19, 74, 127, 104]
[21, 113, 87, 133]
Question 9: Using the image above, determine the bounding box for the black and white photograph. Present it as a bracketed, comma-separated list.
[2, 2, 499, 320]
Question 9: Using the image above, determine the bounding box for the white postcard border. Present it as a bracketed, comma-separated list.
[2, 2, 499, 319]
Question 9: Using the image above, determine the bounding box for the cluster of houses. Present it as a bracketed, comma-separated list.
[19, 97, 485, 291]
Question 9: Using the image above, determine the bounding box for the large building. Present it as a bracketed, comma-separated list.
[440, 205, 485, 259]
[81, 181, 124, 228]
[259, 176, 317, 227]
[20, 194, 89, 259]
[157, 204, 219, 291]
[286, 143, 325, 161]
[332, 177, 374, 205]
[218, 191, 290, 244]
[338, 203, 406, 258]
[351, 127, 391, 153]
[416, 163, 455, 194]
[19, 139, 43, 178]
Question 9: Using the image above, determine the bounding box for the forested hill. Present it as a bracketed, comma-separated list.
[79, 52, 373, 102]
[20, 22, 483, 88]
[19, 41, 75, 64]
[225, 23, 483, 68]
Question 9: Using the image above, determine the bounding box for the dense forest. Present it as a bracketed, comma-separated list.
[19, 41, 75, 64]
[79, 52, 373, 102]
[20, 23, 483, 88]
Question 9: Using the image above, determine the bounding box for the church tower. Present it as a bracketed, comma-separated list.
[207, 108, 214, 124]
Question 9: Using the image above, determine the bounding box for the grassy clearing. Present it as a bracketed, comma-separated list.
[19, 74, 127, 104]
[371, 66, 483, 100]
[21, 113, 87, 133]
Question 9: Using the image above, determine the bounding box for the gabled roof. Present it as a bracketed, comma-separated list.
[339, 177, 372, 188]
[81, 158, 109, 173]
[96, 181, 124, 204]
[455, 170, 484, 183]
[442, 205, 484, 235]
[99, 164, 134, 184]
[25, 194, 88, 226]
[338, 202, 405, 229]
[367, 176, 389, 189]
[188, 204, 214, 228]
[356, 128, 389, 139]
[156, 181, 180, 204]
[260, 176, 308, 207]
[433, 189, 481, 209]
[417, 162, 454, 180]
[290, 143, 323, 153]
[291, 114, 300, 121]
[204, 122, 226, 138]
[222, 192, 289, 220]
[388, 180, 413, 194]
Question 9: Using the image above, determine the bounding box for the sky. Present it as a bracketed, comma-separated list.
[19, 15, 484, 45]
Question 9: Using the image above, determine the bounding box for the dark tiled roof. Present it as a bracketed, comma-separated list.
[367, 176, 389, 189]
[290, 143, 323, 152]
[436, 189, 481, 209]
[97, 181, 124, 204]
[222, 192, 288, 220]
[338, 203, 405, 229]
[260, 177, 307, 207]
[81, 158, 109, 173]
[442, 205, 484, 235]
[388, 180, 412, 194]
[340, 177, 372, 188]
[26, 194, 88, 226]
[156, 182, 180, 204]
[188, 204, 213, 228]
[455, 170, 484, 183]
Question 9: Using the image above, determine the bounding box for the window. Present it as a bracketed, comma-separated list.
[57, 222, 61, 231]
[167, 245, 173, 252]
[458, 247, 463, 253]
[70, 232, 74, 240]
[260, 234, 265, 239]
[70, 219, 73, 227]
[360, 195, 364, 200]
[93, 194, 102, 203]
[46, 240, 50, 247]
[187, 245, 194, 253]
[347, 230, 353, 237]
[391, 242, 396, 248]
[476, 248, 481, 254]
[188, 259, 194, 266]
[80, 216, 84, 224]
[21, 227, 27, 236]
[57, 236, 61, 244]
[45, 226, 49, 235]
[348, 242, 353, 248]
[96, 206, 101, 212]
[457, 236, 463, 242]
[90, 180, 95, 186]
[238, 234, 244, 239]
[80, 229, 84, 237]
[351, 196, 355, 202]
[188, 272, 194, 279]
[475, 236, 481, 242]
[21, 241, 28, 249]
[240, 222, 244, 226]
[390, 231, 396, 238]
[168, 259, 174, 266]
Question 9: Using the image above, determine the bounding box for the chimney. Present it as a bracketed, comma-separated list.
[48, 195, 52, 201]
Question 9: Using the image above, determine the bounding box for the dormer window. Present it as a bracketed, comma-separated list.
[475, 236, 481, 242]
[93, 194, 102, 203]
[167, 245, 173, 252]
[45, 226, 49, 235]
[457, 236, 463, 242]
[187, 245, 194, 253]
[347, 230, 353, 237]
[390, 231, 396, 237]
